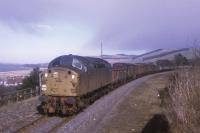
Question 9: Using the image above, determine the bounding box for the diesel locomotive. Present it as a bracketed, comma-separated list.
[39, 54, 160, 115]
[39, 55, 112, 114]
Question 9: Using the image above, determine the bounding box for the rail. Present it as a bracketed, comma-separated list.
[0, 87, 40, 107]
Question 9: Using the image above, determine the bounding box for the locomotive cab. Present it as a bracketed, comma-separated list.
[40, 56, 87, 97]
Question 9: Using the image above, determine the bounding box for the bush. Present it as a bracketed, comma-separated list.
[174, 54, 189, 66]
[163, 66, 200, 133]
[21, 67, 40, 89]
[156, 59, 174, 68]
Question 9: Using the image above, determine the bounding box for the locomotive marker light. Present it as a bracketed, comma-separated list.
[53, 72, 59, 78]
[45, 73, 48, 78]
[72, 74, 75, 79]
[41, 85, 47, 91]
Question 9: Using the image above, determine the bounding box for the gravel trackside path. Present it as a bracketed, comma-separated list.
[17, 116, 73, 133]
[0, 97, 41, 133]
[95, 73, 170, 133]
[56, 72, 170, 133]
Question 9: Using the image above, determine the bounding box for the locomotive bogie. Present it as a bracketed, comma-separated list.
[39, 96, 80, 114]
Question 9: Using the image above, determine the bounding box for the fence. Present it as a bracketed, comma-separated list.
[0, 87, 40, 107]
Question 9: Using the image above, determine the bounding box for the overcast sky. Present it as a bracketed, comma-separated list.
[0, 0, 200, 63]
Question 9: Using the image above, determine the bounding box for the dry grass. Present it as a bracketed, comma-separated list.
[162, 66, 200, 133]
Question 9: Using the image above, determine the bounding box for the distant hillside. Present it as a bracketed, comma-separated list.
[23, 63, 48, 68]
[0, 48, 195, 72]
[95, 48, 195, 64]
[0, 63, 48, 72]
[132, 48, 195, 63]
[143, 48, 190, 61]
[132, 49, 163, 60]
[0, 64, 26, 72]
[100, 54, 136, 64]
[102, 54, 136, 59]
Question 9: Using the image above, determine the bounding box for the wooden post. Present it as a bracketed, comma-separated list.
[23, 90, 26, 100]
[30, 88, 33, 98]
[36, 86, 39, 96]
[16, 92, 19, 102]
[7, 95, 10, 104]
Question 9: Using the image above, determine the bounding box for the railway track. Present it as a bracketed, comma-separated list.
[0, 70, 172, 133]
[15, 116, 46, 133]
[16, 115, 74, 133]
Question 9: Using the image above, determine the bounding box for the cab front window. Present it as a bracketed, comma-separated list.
[72, 58, 82, 70]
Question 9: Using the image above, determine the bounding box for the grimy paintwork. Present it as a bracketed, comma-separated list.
[41, 62, 112, 97]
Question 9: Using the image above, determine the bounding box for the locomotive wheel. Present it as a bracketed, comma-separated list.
[43, 104, 49, 115]
[77, 100, 85, 110]
[37, 104, 45, 115]
[37, 102, 48, 115]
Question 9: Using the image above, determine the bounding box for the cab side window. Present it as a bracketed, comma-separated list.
[94, 63, 106, 68]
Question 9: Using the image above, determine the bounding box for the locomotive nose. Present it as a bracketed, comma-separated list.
[41, 67, 79, 96]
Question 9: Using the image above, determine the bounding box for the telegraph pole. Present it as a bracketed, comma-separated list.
[101, 41, 103, 58]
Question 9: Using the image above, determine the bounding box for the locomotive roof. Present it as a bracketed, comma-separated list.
[113, 62, 136, 65]
[48, 54, 111, 70]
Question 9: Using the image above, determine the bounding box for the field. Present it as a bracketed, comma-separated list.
[0, 70, 32, 79]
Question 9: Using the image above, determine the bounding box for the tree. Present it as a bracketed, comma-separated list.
[21, 67, 40, 89]
[174, 54, 189, 66]
[156, 59, 174, 67]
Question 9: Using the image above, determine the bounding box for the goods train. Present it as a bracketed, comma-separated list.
[38, 54, 161, 115]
